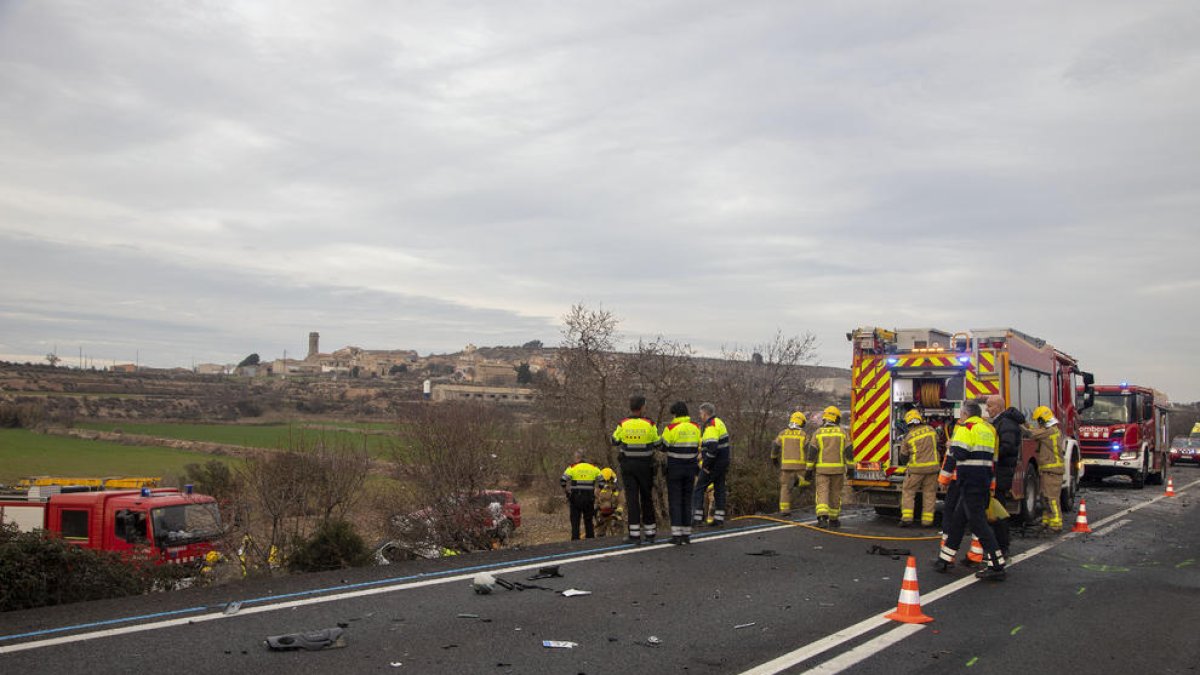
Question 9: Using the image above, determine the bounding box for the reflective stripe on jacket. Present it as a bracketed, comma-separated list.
[941, 417, 997, 484]
[561, 462, 602, 493]
[901, 425, 940, 474]
[612, 417, 661, 459]
[661, 416, 701, 465]
[700, 417, 731, 463]
[1029, 425, 1065, 474]
[806, 423, 853, 475]
[774, 428, 808, 468]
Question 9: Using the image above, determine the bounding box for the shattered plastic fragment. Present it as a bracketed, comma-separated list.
[561, 589, 592, 597]
[542, 640, 577, 649]
[734, 623, 756, 630]
[223, 601, 242, 615]
[264, 627, 346, 651]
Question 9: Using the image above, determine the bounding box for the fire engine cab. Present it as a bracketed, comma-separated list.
[0, 485, 221, 565]
[846, 327, 1094, 524]
[1078, 383, 1170, 488]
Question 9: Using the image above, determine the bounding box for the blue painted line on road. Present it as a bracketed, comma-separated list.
[0, 521, 778, 644]
[0, 606, 209, 642]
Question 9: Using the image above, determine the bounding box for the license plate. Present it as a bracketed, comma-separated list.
[1183, 449, 1195, 455]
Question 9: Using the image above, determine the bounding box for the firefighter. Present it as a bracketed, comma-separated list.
[560, 449, 602, 540]
[935, 401, 1006, 580]
[660, 401, 701, 545]
[771, 411, 810, 513]
[594, 467, 624, 537]
[612, 394, 661, 544]
[806, 406, 853, 528]
[692, 402, 731, 528]
[1025, 405, 1065, 533]
[898, 409, 940, 527]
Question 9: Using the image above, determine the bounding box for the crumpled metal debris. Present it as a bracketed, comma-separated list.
[527, 565, 563, 580]
[264, 627, 346, 651]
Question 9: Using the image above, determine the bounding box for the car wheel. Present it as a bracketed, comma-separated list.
[1020, 468, 1040, 526]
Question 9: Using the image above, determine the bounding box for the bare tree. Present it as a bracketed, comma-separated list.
[539, 303, 629, 465]
[627, 337, 699, 424]
[388, 402, 512, 551]
[704, 331, 819, 463]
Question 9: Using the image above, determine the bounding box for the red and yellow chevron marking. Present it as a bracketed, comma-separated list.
[890, 355, 958, 368]
[851, 356, 891, 464]
[965, 351, 1001, 398]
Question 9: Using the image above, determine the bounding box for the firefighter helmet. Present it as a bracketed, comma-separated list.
[822, 406, 841, 423]
[1032, 406, 1054, 425]
[600, 467, 616, 483]
[789, 411, 807, 428]
[904, 409, 923, 426]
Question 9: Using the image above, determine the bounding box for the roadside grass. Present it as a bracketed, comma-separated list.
[76, 421, 402, 457]
[0, 428, 236, 484]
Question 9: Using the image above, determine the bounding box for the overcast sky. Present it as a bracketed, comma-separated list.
[2, 1, 1198, 400]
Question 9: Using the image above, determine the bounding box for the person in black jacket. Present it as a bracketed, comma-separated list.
[986, 395, 1025, 498]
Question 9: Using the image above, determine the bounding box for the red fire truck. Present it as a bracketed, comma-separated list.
[1078, 383, 1170, 488]
[0, 485, 221, 565]
[846, 327, 1094, 523]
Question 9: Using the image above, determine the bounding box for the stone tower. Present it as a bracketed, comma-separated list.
[308, 332, 320, 359]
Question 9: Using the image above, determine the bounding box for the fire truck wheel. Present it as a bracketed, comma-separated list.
[1130, 462, 1146, 489]
[1020, 469, 1040, 525]
[1146, 455, 1165, 486]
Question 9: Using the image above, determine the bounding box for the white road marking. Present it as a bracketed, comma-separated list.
[1092, 519, 1132, 537]
[801, 623, 925, 674]
[0, 521, 799, 656]
[740, 476, 1200, 675]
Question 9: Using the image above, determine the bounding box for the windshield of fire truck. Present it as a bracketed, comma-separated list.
[151, 502, 222, 545]
[1080, 394, 1133, 425]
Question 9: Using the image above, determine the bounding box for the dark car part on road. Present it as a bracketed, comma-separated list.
[867, 544, 912, 557]
[264, 626, 346, 651]
[745, 549, 780, 557]
[527, 565, 563, 580]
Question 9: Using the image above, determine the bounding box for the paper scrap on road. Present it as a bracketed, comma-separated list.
[734, 622, 757, 630]
[542, 640, 577, 649]
[561, 589, 592, 597]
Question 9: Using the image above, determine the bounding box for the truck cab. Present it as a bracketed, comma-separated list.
[1078, 384, 1170, 488]
[1, 487, 221, 565]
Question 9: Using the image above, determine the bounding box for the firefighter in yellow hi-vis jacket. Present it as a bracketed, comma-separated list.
[898, 409, 941, 528]
[1024, 405, 1065, 532]
[806, 406, 854, 528]
[594, 467, 625, 536]
[771, 411, 810, 513]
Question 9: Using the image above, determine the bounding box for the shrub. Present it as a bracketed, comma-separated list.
[725, 460, 779, 517]
[0, 402, 46, 429]
[0, 523, 189, 611]
[287, 519, 371, 573]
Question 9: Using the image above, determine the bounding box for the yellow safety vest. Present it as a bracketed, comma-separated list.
[612, 417, 660, 459]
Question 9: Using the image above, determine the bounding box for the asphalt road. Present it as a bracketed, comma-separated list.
[2, 469, 1198, 674]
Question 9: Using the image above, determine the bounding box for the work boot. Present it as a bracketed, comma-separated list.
[682, 535, 692, 545]
[817, 515, 829, 528]
[898, 520, 912, 528]
[669, 535, 683, 546]
[975, 566, 1007, 581]
[932, 558, 954, 574]
[829, 518, 841, 529]
[623, 537, 641, 546]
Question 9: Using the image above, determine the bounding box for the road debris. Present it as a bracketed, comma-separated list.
[473, 573, 497, 594]
[745, 549, 779, 557]
[867, 544, 911, 558]
[223, 601, 242, 615]
[561, 589, 592, 597]
[734, 622, 757, 630]
[264, 627, 346, 652]
[527, 566, 564, 580]
[542, 640, 577, 649]
[389, 662, 402, 668]
[457, 613, 480, 619]
[647, 636, 662, 645]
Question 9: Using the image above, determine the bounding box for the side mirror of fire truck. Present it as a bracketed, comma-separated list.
[1081, 371, 1095, 410]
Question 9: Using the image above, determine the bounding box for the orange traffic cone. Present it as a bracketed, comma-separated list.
[1072, 499, 1092, 534]
[966, 536, 984, 564]
[1166, 478, 1176, 497]
[884, 556, 934, 624]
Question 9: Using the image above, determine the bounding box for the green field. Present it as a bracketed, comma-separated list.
[76, 421, 402, 457]
[0, 429, 235, 484]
